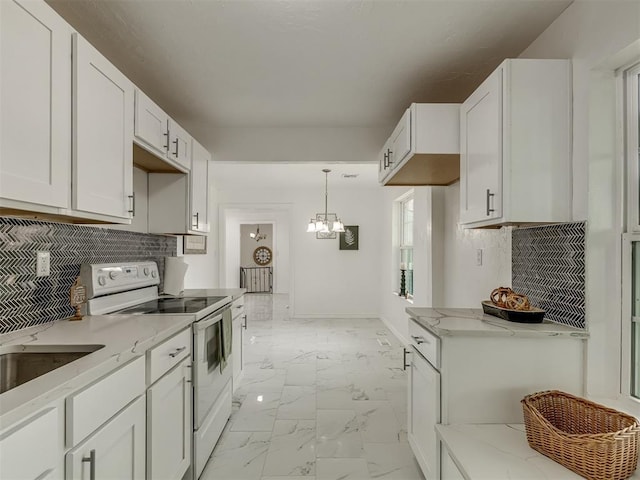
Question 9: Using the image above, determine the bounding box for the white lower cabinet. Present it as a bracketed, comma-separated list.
[231, 296, 246, 391]
[408, 347, 440, 480]
[441, 449, 465, 480]
[146, 358, 191, 480]
[65, 395, 146, 479]
[407, 316, 585, 480]
[0, 401, 64, 479]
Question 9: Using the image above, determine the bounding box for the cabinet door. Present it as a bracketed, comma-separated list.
[0, 0, 70, 208]
[441, 449, 465, 480]
[72, 33, 133, 220]
[0, 405, 61, 479]
[232, 314, 244, 389]
[190, 140, 210, 233]
[66, 396, 145, 480]
[147, 358, 191, 480]
[134, 90, 169, 157]
[168, 120, 191, 171]
[460, 67, 502, 224]
[388, 108, 411, 172]
[408, 349, 440, 480]
[377, 139, 391, 183]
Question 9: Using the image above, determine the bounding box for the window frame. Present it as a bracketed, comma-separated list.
[626, 63, 640, 233]
[622, 62, 640, 405]
[395, 191, 414, 300]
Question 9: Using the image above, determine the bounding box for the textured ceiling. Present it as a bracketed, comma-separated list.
[47, 0, 572, 131]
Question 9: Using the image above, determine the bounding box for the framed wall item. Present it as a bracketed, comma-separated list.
[339, 226, 359, 250]
[316, 213, 338, 239]
[253, 246, 273, 266]
[183, 235, 207, 254]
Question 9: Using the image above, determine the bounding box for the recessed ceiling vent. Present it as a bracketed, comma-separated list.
[342, 174, 359, 178]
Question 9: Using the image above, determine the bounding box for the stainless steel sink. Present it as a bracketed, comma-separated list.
[0, 344, 105, 394]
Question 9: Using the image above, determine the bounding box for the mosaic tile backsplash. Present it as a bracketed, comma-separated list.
[0, 217, 176, 334]
[512, 222, 585, 329]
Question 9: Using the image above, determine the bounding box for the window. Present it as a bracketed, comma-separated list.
[623, 64, 640, 400]
[398, 193, 414, 298]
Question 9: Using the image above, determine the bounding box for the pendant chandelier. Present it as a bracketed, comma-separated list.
[306, 169, 345, 234]
[249, 225, 267, 242]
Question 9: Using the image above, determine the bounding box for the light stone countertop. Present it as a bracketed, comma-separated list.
[0, 289, 247, 429]
[407, 307, 589, 339]
[436, 423, 639, 479]
[0, 313, 194, 430]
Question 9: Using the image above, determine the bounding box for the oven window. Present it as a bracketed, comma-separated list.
[205, 321, 221, 373]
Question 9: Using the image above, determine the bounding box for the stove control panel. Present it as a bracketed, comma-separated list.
[80, 261, 160, 299]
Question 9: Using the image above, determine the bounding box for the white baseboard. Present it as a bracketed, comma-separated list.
[292, 313, 379, 320]
[379, 314, 409, 346]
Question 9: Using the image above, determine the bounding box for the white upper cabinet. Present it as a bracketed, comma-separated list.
[134, 90, 170, 158]
[72, 33, 134, 221]
[133, 89, 191, 173]
[459, 59, 572, 228]
[168, 120, 191, 171]
[379, 104, 460, 186]
[0, 0, 71, 211]
[190, 139, 210, 233]
[148, 138, 210, 235]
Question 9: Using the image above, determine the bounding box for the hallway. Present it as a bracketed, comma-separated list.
[201, 294, 424, 480]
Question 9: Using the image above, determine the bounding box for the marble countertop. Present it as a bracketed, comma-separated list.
[407, 307, 589, 339]
[0, 313, 194, 429]
[437, 423, 639, 479]
[0, 288, 247, 429]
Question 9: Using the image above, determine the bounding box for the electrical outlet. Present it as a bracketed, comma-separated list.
[36, 251, 50, 277]
[476, 249, 483, 266]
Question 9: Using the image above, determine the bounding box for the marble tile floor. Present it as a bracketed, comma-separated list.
[200, 294, 425, 480]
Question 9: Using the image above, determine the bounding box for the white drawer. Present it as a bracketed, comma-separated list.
[409, 319, 440, 369]
[231, 296, 245, 320]
[66, 356, 145, 446]
[147, 328, 191, 385]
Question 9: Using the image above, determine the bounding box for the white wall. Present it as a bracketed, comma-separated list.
[221, 208, 290, 294]
[208, 126, 390, 163]
[217, 186, 383, 318]
[378, 182, 511, 344]
[519, 0, 640, 399]
[442, 183, 511, 308]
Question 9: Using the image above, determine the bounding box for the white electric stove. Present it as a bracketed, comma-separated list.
[80, 261, 233, 480]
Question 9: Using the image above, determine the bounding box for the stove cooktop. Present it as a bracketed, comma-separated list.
[116, 296, 228, 315]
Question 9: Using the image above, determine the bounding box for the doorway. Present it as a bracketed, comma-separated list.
[240, 224, 274, 293]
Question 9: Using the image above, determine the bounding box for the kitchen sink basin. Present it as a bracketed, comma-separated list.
[0, 344, 105, 394]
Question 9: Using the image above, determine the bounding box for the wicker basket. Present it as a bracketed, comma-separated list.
[521, 390, 640, 480]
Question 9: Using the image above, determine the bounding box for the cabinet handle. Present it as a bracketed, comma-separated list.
[410, 334, 429, 345]
[242, 314, 247, 330]
[128, 193, 135, 216]
[486, 189, 495, 216]
[82, 449, 96, 480]
[387, 148, 394, 165]
[403, 348, 411, 371]
[192, 212, 199, 229]
[383, 151, 389, 169]
[163, 131, 170, 151]
[173, 138, 179, 157]
[169, 346, 187, 358]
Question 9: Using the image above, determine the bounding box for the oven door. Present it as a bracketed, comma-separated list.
[193, 309, 232, 428]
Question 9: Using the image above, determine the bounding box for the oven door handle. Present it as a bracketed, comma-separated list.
[194, 313, 224, 332]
